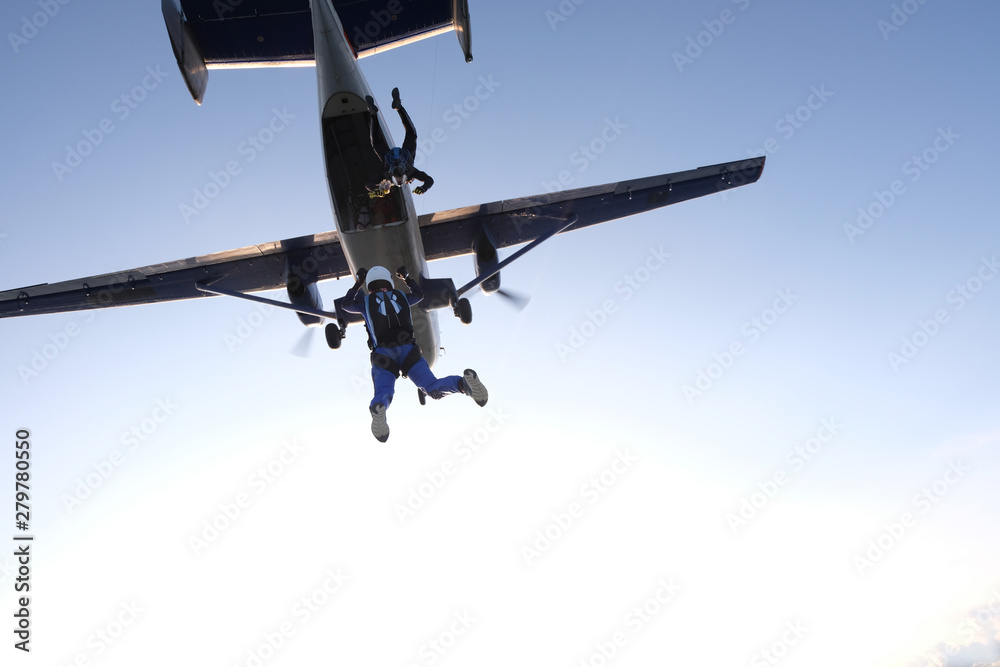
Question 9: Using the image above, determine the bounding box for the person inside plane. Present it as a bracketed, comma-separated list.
[340, 265, 487, 442]
[365, 87, 434, 197]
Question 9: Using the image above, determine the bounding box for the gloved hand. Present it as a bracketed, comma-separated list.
[395, 266, 408, 281]
[355, 267, 368, 286]
[413, 186, 425, 195]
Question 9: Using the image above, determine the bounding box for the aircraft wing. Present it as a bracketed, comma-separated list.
[0, 232, 350, 320]
[419, 156, 765, 262]
[0, 157, 762, 321]
[164, 0, 472, 103]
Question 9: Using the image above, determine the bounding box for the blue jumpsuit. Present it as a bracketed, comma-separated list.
[342, 278, 462, 410]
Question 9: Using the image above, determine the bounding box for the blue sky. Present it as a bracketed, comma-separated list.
[2, 0, 999, 665]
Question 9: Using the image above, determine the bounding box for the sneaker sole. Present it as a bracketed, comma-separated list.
[463, 369, 488, 407]
[370, 404, 389, 442]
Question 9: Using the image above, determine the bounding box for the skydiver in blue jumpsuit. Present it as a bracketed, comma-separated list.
[341, 265, 487, 442]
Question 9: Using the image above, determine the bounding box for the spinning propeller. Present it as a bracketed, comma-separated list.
[489, 286, 531, 311]
[290, 326, 319, 357]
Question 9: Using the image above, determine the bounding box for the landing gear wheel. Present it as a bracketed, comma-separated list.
[325, 323, 342, 349]
[456, 297, 472, 324]
[417, 389, 426, 406]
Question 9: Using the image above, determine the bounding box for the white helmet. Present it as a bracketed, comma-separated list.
[365, 266, 394, 292]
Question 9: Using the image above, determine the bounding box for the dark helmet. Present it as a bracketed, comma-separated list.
[390, 163, 407, 187]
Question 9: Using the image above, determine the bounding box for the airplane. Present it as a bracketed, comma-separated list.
[0, 0, 765, 388]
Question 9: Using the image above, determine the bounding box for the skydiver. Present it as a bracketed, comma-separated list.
[364, 87, 434, 197]
[341, 265, 487, 442]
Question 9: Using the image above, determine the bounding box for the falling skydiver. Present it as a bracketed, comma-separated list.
[365, 87, 434, 197]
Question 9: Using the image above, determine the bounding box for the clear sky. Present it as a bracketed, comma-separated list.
[2, 0, 999, 665]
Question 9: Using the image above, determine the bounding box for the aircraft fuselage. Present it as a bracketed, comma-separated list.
[311, 0, 441, 366]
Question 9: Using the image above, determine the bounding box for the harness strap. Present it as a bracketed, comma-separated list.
[399, 344, 422, 378]
[371, 351, 400, 378]
[371, 343, 423, 379]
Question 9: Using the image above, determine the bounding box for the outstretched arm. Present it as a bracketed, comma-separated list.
[340, 269, 367, 314]
[410, 170, 433, 195]
[396, 266, 424, 305]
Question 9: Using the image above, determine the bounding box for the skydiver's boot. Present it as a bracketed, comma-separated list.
[391, 87, 401, 110]
[460, 369, 488, 407]
[370, 403, 389, 442]
[365, 94, 379, 115]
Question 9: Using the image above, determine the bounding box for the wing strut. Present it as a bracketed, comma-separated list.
[195, 282, 339, 321]
[454, 214, 578, 297]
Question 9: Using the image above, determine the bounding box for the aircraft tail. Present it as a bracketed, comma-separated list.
[163, 0, 472, 105]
